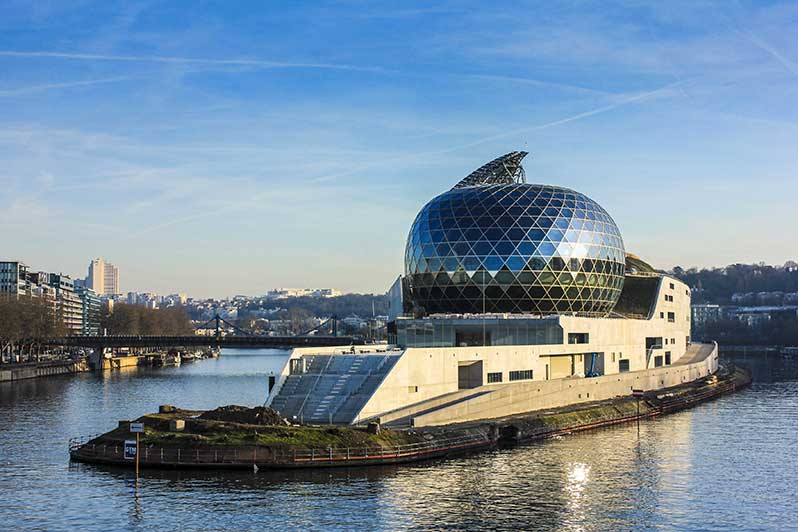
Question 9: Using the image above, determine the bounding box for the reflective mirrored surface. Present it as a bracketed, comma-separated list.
[405, 184, 626, 315]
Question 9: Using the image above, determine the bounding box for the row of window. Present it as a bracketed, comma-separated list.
[509, 369, 534, 381]
[487, 370, 535, 383]
[653, 352, 672, 367]
[667, 282, 691, 297]
[664, 294, 674, 302]
[660, 311, 676, 322]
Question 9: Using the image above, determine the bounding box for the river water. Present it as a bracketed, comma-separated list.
[0, 350, 796, 532]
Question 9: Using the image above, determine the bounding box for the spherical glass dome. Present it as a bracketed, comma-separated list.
[404, 183, 626, 316]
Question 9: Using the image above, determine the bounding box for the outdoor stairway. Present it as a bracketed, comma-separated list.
[268, 353, 401, 424]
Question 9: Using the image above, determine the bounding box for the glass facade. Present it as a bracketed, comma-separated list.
[405, 182, 626, 316]
[395, 317, 563, 348]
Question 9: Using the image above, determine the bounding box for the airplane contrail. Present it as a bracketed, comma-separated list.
[0, 76, 131, 96]
[0, 50, 387, 73]
[737, 29, 798, 76]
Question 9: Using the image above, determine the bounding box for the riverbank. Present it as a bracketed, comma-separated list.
[69, 363, 751, 470]
[719, 345, 798, 356]
[0, 358, 90, 383]
[88, 348, 218, 371]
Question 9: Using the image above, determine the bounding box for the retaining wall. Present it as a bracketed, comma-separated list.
[0, 359, 89, 383]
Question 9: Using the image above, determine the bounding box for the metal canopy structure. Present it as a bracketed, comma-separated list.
[452, 151, 528, 189]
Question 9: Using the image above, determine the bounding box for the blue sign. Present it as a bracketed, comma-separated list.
[124, 440, 137, 460]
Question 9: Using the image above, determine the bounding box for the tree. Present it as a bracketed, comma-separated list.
[0, 294, 66, 363]
[288, 308, 312, 335]
[101, 303, 193, 335]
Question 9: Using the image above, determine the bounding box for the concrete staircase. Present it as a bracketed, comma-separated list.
[269, 353, 400, 424]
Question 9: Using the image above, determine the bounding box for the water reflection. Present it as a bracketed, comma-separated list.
[1, 351, 797, 531]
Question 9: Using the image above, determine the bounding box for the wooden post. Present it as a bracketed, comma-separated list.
[632, 389, 644, 437]
[636, 397, 640, 436]
[135, 432, 139, 477]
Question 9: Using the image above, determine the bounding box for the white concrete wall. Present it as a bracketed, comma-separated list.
[412, 343, 718, 426]
[354, 275, 694, 421]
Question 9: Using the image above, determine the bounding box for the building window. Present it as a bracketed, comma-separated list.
[611, 352, 616, 362]
[654, 355, 664, 367]
[568, 332, 589, 344]
[669, 282, 675, 289]
[408, 386, 418, 393]
[665, 351, 672, 365]
[667, 312, 675, 323]
[509, 369, 533, 381]
[487, 372, 503, 383]
[660, 312, 664, 319]
[619, 360, 630, 372]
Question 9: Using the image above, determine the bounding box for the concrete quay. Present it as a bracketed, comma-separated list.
[0, 359, 90, 383]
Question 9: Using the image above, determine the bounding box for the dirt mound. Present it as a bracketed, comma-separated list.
[198, 405, 290, 426]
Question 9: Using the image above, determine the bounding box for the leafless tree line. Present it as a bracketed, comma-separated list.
[101, 303, 194, 336]
[0, 294, 67, 363]
[0, 296, 194, 364]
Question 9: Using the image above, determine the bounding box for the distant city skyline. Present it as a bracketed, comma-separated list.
[1, 1, 796, 298]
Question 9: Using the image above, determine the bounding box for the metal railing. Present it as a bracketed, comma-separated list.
[68, 432, 490, 467]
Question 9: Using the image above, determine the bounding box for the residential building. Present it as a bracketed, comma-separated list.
[76, 286, 102, 335]
[0, 261, 31, 297]
[47, 274, 83, 335]
[265, 288, 342, 299]
[87, 258, 120, 296]
[691, 304, 723, 330]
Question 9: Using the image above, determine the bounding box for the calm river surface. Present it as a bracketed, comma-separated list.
[1, 350, 796, 532]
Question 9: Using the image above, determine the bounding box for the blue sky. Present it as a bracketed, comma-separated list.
[1, 1, 796, 297]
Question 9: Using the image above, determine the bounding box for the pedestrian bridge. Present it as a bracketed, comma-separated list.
[44, 314, 359, 350]
[43, 335, 357, 350]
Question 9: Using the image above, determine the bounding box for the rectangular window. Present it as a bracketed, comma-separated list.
[619, 359, 630, 373]
[654, 355, 664, 367]
[660, 312, 664, 319]
[408, 386, 418, 393]
[487, 372, 503, 383]
[568, 332, 589, 344]
[665, 351, 672, 365]
[509, 369, 533, 381]
[611, 352, 616, 362]
[667, 312, 675, 323]
[669, 282, 675, 289]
